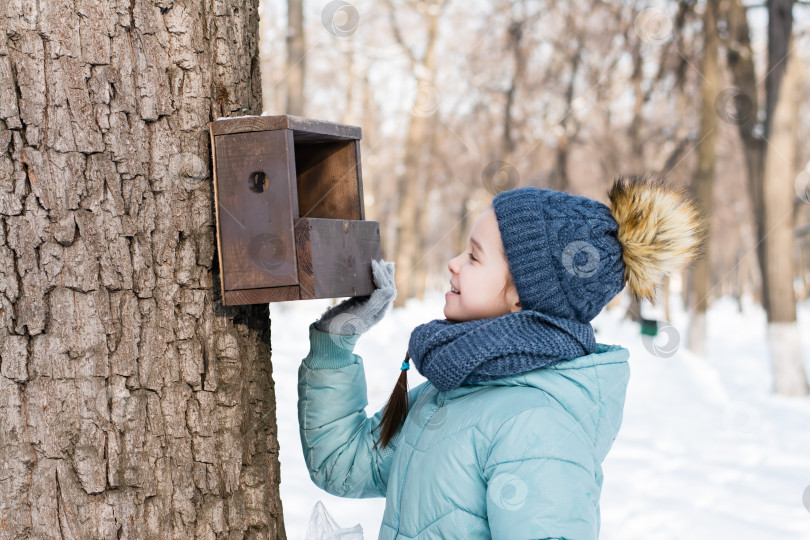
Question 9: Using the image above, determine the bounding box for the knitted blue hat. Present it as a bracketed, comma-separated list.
[492, 187, 626, 323]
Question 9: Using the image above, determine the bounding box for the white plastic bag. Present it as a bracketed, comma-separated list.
[305, 501, 364, 540]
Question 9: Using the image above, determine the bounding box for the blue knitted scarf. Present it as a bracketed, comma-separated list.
[408, 310, 596, 392]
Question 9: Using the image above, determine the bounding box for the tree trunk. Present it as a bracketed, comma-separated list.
[627, 33, 645, 177]
[0, 1, 286, 538]
[260, 3, 282, 115]
[723, 0, 807, 395]
[393, 106, 430, 307]
[622, 20, 648, 325]
[286, 0, 304, 116]
[687, 0, 720, 356]
[724, 0, 767, 308]
[414, 122, 440, 301]
[391, 3, 443, 308]
[761, 37, 808, 396]
[502, 20, 525, 159]
[552, 46, 580, 193]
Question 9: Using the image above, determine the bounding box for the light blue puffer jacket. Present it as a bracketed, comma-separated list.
[298, 322, 630, 539]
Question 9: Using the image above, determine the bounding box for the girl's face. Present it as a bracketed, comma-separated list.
[444, 208, 521, 322]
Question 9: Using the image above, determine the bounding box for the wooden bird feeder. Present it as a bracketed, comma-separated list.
[209, 115, 381, 305]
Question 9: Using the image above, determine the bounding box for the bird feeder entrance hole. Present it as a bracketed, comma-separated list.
[209, 115, 382, 306]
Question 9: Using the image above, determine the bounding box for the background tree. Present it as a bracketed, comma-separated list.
[0, 0, 286, 537]
[720, 0, 808, 395]
[687, 0, 720, 354]
[384, 0, 448, 307]
[287, 0, 305, 116]
[760, 0, 807, 395]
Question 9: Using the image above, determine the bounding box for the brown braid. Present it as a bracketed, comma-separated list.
[373, 353, 410, 449]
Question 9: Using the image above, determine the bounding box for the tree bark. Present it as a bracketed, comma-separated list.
[0, 1, 286, 538]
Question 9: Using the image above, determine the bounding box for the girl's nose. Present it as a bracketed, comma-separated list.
[447, 253, 461, 273]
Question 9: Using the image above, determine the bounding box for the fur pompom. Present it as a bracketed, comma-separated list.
[608, 175, 706, 304]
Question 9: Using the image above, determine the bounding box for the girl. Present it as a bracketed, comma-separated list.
[298, 176, 704, 539]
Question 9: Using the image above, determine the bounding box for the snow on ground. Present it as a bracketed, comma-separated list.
[269, 290, 810, 540]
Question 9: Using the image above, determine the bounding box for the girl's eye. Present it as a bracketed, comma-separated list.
[468, 252, 477, 262]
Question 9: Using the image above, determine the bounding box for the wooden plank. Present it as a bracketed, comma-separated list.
[295, 140, 363, 220]
[294, 220, 315, 300]
[211, 114, 361, 140]
[214, 130, 299, 291]
[296, 218, 381, 299]
[287, 115, 361, 140]
[223, 286, 300, 306]
[209, 124, 228, 300]
[355, 140, 365, 221]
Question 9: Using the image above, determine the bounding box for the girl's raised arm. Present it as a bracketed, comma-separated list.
[298, 321, 426, 498]
[297, 260, 417, 497]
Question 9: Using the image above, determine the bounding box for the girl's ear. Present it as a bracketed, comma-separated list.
[506, 283, 521, 312]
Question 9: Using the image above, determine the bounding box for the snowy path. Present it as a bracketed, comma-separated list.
[268, 293, 810, 540]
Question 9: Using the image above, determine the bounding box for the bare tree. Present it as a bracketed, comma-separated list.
[385, 0, 447, 307]
[622, 1, 697, 322]
[0, 1, 286, 537]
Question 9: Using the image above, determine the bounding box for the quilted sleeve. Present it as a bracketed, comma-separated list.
[298, 321, 422, 498]
[484, 406, 600, 540]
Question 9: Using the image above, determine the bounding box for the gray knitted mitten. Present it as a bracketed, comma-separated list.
[314, 259, 397, 335]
